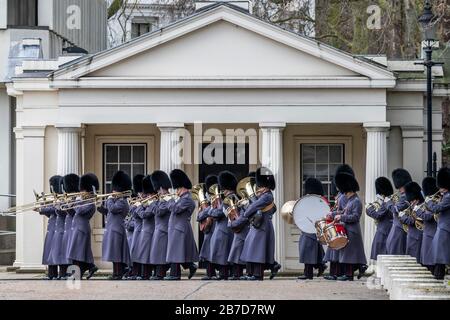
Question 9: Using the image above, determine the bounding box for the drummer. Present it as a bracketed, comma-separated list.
[297, 178, 327, 280]
[333, 172, 367, 281]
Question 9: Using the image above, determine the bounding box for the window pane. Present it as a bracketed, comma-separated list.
[119, 164, 131, 176]
[316, 146, 328, 163]
[133, 146, 145, 163]
[302, 145, 315, 163]
[119, 146, 132, 163]
[329, 145, 343, 163]
[106, 164, 117, 181]
[106, 145, 118, 162]
[302, 164, 315, 180]
[329, 163, 341, 180]
[105, 183, 112, 194]
[316, 164, 328, 182]
[133, 164, 145, 176]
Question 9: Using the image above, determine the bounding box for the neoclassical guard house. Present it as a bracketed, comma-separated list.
[7, 3, 446, 271]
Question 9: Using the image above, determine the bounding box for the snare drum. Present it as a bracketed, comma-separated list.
[323, 223, 348, 250]
[314, 218, 328, 245]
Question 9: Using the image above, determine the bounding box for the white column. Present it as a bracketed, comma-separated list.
[363, 122, 390, 264]
[158, 123, 185, 173]
[56, 126, 81, 175]
[260, 123, 285, 268]
[13, 126, 46, 271]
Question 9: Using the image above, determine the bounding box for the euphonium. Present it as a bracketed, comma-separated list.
[192, 183, 209, 208]
[425, 191, 442, 222]
[223, 195, 239, 220]
[365, 197, 383, 212]
[236, 177, 256, 208]
[399, 204, 413, 233]
[208, 184, 221, 203]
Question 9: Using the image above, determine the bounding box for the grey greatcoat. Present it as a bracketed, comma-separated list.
[150, 200, 171, 265]
[240, 191, 276, 264]
[166, 192, 199, 263]
[39, 206, 57, 265]
[209, 202, 234, 266]
[50, 209, 70, 265]
[227, 211, 250, 265]
[385, 193, 408, 255]
[62, 209, 75, 263]
[366, 201, 393, 260]
[197, 206, 215, 261]
[299, 232, 324, 265]
[324, 193, 347, 263]
[124, 213, 134, 250]
[130, 206, 143, 262]
[101, 197, 131, 265]
[414, 206, 437, 266]
[134, 201, 157, 264]
[338, 194, 367, 265]
[427, 192, 450, 264]
[399, 212, 423, 263]
[67, 201, 95, 264]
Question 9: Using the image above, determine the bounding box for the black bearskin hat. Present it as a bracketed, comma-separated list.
[49, 175, 63, 194]
[218, 171, 238, 192]
[392, 168, 412, 189]
[133, 174, 144, 194]
[422, 177, 438, 197]
[80, 173, 99, 193]
[205, 175, 218, 191]
[404, 182, 424, 203]
[335, 164, 355, 177]
[170, 169, 192, 189]
[437, 167, 450, 190]
[375, 177, 393, 197]
[63, 174, 80, 193]
[335, 172, 359, 193]
[248, 171, 256, 185]
[304, 177, 324, 196]
[142, 175, 156, 194]
[150, 170, 172, 191]
[256, 167, 275, 190]
[111, 171, 132, 192]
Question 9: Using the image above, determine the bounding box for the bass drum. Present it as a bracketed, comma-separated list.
[292, 195, 330, 234]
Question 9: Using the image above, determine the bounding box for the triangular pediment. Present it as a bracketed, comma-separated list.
[52, 4, 395, 86]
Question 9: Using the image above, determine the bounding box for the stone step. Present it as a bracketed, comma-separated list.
[391, 282, 447, 300]
[389, 278, 443, 293]
[392, 285, 450, 300]
[385, 272, 435, 291]
[380, 262, 421, 280]
[407, 293, 450, 300]
[381, 266, 429, 286]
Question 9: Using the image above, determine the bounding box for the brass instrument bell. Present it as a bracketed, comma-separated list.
[192, 183, 209, 207]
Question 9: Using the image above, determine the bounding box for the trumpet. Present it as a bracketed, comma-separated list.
[387, 191, 401, 204]
[159, 192, 179, 202]
[135, 194, 159, 207]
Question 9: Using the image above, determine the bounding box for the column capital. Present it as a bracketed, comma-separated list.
[55, 124, 83, 132]
[363, 122, 390, 132]
[259, 122, 286, 129]
[15, 126, 46, 138]
[157, 122, 185, 130]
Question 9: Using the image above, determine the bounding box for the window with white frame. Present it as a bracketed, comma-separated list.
[103, 144, 147, 193]
[300, 144, 344, 201]
[131, 17, 158, 38]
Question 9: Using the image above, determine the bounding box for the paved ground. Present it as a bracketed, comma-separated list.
[0, 271, 389, 300]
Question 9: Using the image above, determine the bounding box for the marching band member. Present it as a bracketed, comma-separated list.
[414, 177, 438, 272]
[35, 175, 62, 280]
[298, 178, 326, 280]
[197, 175, 218, 280]
[101, 171, 132, 280]
[135, 175, 157, 280]
[51, 173, 79, 280]
[128, 175, 145, 280]
[334, 172, 367, 281]
[240, 167, 276, 281]
[365, 177, 393, 261]
[400, 182, 424, 263]
[324, 164, 354, 281]
[426, 167, 450, 280]
[385, 169, 412, 255]
[165, 169, 199, 280]
[208, 171, 236, 280]
[149, 170, 172, 280]
[67, 173, 99, 279]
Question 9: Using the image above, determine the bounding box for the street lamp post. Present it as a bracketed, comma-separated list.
[417, 0, 442, 177]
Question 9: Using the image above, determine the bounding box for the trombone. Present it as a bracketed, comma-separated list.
[128, 194, 159, 207]
[59, 191, 132, 211]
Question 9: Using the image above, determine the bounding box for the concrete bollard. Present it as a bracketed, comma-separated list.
[389, 278, 442, 293]
[385, 272, 435, 291]
[381, 266, 428, 286]
[390, 282, 446, 300]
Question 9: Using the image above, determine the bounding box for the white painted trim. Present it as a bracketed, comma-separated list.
[0, 0, 6, 29]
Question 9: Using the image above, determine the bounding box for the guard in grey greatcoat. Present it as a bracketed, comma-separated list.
[386, 168, 412, 255]
[365, 177, 393, 261]
[415, 177, 438, 270]
[149, 170, 172, 280]
[50, 174, 79, 279]
[426, 167, 450, 280]
[35, 175, 62, 280]
[334, 172, 367, 281]
[164, 169, 199, 280]
[135, 175, 158, 279]
[240, 167, 276, 281]
[208, 171, 236, 280]
[324, 164, 354, 281]
[67, 173, 99, 279]
[101, 171, 132, 280]
[127, 175, 144, 249]
[227, 206, 249, 280]
[400, 182, 424, 263]
[197, 175, 218, 280]
[128, 174, 145, 279]
[298, 178, 327, 280]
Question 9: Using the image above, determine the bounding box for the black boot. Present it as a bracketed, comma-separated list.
[270, 262, 281, 280]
